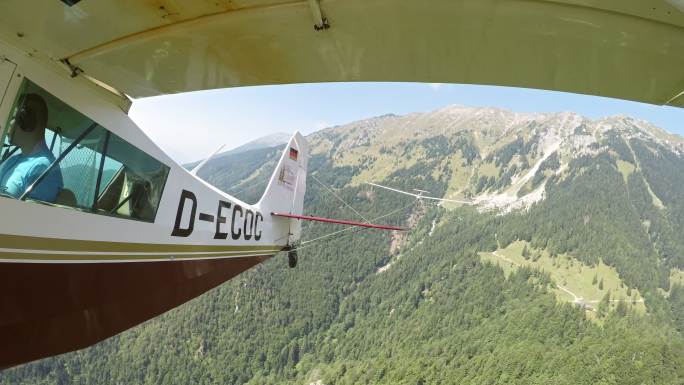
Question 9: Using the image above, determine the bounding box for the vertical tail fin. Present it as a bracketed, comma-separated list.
[256, 132, 309, 243]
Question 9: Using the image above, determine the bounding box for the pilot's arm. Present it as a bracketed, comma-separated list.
[0, 155, 28, 198]
[23, 159, 61, 202]
[0, 158, 60, 201]
[0, 160, 48, 199]
[1, 174, 23, 198]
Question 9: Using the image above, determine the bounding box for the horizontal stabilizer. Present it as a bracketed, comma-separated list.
[271, 212, 407, 231]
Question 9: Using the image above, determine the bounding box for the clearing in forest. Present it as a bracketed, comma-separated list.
[479, 241, 646, 314]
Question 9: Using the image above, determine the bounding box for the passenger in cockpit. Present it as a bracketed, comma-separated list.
[0, 93, 63, 202]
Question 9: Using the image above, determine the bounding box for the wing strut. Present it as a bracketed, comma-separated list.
[191, 143, 226, 175]
[365, 182, 473, 204]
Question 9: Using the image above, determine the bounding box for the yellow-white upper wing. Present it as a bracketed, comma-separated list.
[1, 0, 683, 107]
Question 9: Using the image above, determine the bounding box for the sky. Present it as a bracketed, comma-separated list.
[128, 82, 684, 164]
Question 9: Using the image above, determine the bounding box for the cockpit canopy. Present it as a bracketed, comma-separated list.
[0, 79, 169, 222]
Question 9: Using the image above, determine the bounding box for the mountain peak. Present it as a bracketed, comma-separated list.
[223, 132, 290, 155]
[597, 115, 684, 147]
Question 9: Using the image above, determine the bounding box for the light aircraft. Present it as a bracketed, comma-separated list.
[0, 4, 404, 369]
[0, 0, 682, 370]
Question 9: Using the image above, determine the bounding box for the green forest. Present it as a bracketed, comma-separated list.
[2, 114, 684, 384]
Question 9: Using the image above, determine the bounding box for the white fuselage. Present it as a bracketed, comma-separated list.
[0, 33, 308, 369]
[0, 37, 303, 263]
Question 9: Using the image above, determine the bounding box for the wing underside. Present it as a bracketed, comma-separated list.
[0, 1, 683, 107]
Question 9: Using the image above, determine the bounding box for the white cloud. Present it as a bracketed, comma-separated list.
[429, 83, 444, 90]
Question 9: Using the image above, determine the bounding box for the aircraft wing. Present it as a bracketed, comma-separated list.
[1, 1, 684, 107]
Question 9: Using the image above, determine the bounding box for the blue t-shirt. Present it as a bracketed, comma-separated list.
[0, 142, 63, 202]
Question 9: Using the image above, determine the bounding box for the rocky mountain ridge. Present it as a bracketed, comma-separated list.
[4, 104, 683, 385]
[308, 105, 684, 212]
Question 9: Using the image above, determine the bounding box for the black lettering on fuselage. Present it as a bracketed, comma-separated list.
[254, 212, 263, 241]
[171, 190, 197, 237]
[243, 210, 254, 240]
[173, 193, 266, 241]
[214, 200, 231, 239]
[231, 204, 243, 240]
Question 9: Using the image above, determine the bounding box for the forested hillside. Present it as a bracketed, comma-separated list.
[3, 106, 684, 384]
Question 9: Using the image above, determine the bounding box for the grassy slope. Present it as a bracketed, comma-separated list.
[671, 268, 684, 287]
[479, 241, 646, 314]
[616, 159, 635, 183]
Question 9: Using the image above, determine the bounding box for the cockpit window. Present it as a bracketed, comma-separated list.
[0, 79, 169, 222]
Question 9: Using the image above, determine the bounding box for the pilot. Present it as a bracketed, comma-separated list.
[0, 93, 63, 202]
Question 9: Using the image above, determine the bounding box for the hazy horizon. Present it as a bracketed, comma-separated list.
[129, 82, 684, 163]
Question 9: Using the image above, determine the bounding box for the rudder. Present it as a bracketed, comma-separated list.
[256, 132, 309, 243]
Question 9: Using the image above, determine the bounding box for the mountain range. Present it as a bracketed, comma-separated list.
[3, 105, 684, 385]
[184, 132, 291, 170]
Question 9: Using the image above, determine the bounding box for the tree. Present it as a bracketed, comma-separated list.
[532, 252, 541, 262]
[592, 274, 598, 286]
[598, 290, 611, 317]
[598, 278, 604, 290]
[615, 299, 628, 317]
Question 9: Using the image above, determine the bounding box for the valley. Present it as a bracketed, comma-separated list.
[3, 105, 684, 385]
